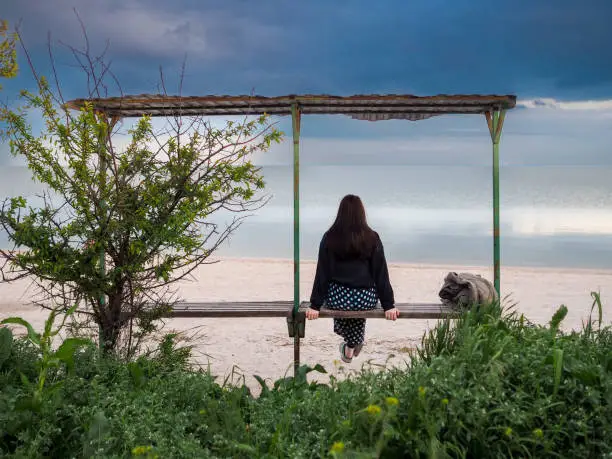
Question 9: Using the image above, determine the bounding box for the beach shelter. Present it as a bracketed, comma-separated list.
[67, 94, 517, 370]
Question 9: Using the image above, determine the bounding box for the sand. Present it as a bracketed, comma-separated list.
[1, 257, 611, 389]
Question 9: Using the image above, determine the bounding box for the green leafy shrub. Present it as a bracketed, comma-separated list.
[1, 294, 610, 458]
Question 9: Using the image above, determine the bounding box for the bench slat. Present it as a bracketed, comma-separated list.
[171, 310, 289, 318]
[173, 301, 292, 308]
[167, 301, 456, 319]
[300, 308, 455, 319]
[299, 302, 456, 319]
[170, 301, 290, 318]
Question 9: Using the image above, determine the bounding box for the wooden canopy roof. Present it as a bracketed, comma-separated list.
[65, 94, 517, 121]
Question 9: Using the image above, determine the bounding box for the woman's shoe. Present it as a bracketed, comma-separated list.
[339, 343, 353, 363]
[353, 343, 364, 357]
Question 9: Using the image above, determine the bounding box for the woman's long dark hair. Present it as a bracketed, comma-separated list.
[325, 194, 377, 259]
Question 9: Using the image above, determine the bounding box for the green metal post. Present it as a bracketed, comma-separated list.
[291, 103, 301, 375]
[486, 110, 506, 297]
[492, 112, 500, 296]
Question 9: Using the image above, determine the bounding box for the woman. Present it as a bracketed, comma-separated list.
[306, 194, 399, 363]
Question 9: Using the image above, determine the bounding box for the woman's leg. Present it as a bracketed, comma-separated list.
[333, 318, 349, 341]
[342, 318, 367, 348]
[327, 283, 354, 347]
[349, 288, 378, 352]
[327, 284, 378, 358]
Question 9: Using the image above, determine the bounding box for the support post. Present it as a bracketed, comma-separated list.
[485, 110, 506, 297]
[291, 103, 302, 375]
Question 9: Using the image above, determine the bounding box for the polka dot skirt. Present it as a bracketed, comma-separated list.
[326, 282, 378, 347]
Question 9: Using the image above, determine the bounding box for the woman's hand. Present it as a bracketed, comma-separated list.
[385, 308, 400, 321]
[306, 308, 320, 320]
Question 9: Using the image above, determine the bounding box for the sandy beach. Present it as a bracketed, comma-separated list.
[1, 257, 610, 388]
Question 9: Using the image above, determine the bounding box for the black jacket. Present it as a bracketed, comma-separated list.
[309, 231, 395, 311]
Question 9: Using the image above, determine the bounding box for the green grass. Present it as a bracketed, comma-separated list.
[0, 294, 611, 458]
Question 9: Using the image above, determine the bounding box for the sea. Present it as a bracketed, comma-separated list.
[2, 164, 612, 269]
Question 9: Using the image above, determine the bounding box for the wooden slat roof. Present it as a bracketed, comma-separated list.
[65, 94, 517, 121]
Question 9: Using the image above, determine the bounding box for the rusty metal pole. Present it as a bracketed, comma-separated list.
[291, 103, 302, 376]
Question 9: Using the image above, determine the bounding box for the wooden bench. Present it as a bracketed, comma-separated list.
[167, 301, 457, 371]
[169, 301, 457, 337]
[170, 301, 455, 318]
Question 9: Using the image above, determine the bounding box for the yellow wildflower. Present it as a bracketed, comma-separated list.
[330, 441, 345, 454]
[504, 427, 513, 437]
[385, 397, 399, 406]
[418, 386, 427, 397]
[441, 398, 449, 406]
[533, 428, 543, 438]
[131, 445, 153, 456]
[365, 404, 382, 416]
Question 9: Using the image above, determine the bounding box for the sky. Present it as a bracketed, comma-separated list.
[1, 0, 612, 167]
